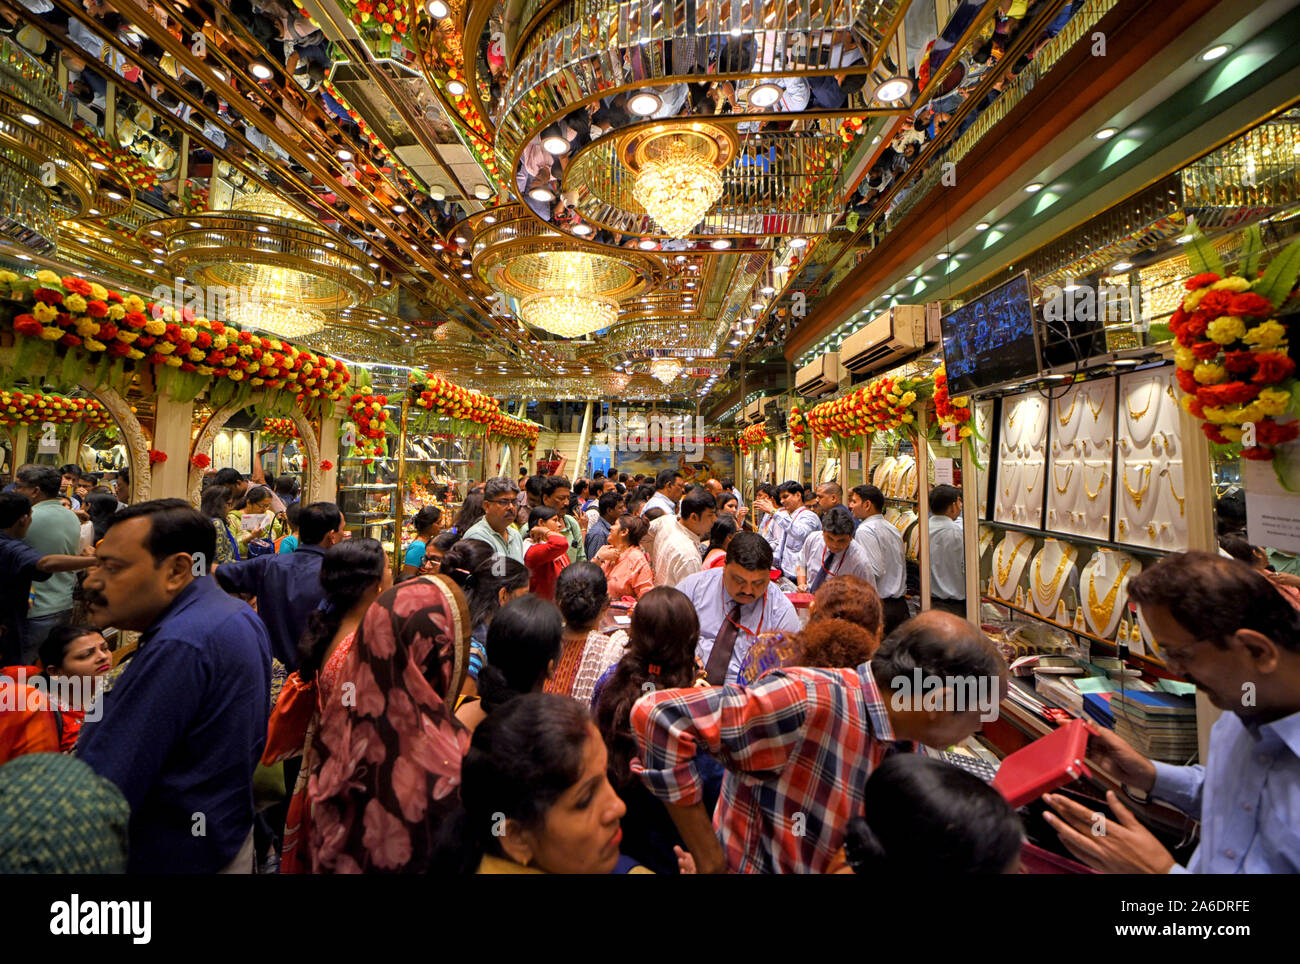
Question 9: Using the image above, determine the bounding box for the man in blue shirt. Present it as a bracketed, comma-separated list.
[1043, 552, 1300, 873]
[77, 500, 271, 874]
[215, 502, 345, 669]
[584, 488, 622, 560]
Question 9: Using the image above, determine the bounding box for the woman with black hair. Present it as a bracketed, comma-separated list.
[438, 537, 494, 588]
[423, 530, 460, 573]
[524, 505, 569, 600]
[455, 594, 561, 736]
[452, 490, 484, 536]
[439, 693, 647, 875]
[464, 554, 531, 688]
[545, 562, 625, 704]
[400, 505, 444, 580]
[201, 484, 240, 566]
[83, 492, 119, 547]
[841, 754, 1023, 874]
[702, 511, 739, 569]
[266, 538, 390, 874]
[35, 623, 112, 752]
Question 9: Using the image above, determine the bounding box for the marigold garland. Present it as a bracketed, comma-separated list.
[931, 364, 974, 439]
[807, 373, 930, 441]
[261, 417, 300, 440]
[788, 403, 811, 453]
[739, 423, 771, 455]
[0, 390, 114, 428]
[346, 393, 390, 465]
[409, 371, 540, 444]
[1169, 227, 1300, 464]
[190, 452, 212, 469]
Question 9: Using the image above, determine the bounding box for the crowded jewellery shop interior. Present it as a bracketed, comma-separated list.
[0, 0, 1298, 878]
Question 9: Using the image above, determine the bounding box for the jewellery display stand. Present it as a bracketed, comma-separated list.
[988, 531, 1035, 603]
[994, 393, 1047, 528]
[974, 399, 993, 517]
[978, 524, 996, 560]
[1046, 378, 1115, 540]
[1115, 367, 1187, 552]
[1079, 548, 1142, 639]
[1028, 538, 1079, 621]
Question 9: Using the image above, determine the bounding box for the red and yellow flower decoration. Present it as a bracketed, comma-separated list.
[1170, 228, 1300, 462]
[261, 417, 300, 441]
[0, 390, 114, 428]
[788, 403, 811, 453]
[808, 373, 930, 440]
[739, 423, 771, 455]
[931, 364, 973, 439]
[346, 393, 390, 464]
[409, 371, 539, 443]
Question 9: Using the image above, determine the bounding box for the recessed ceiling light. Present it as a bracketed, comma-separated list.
[674, 254, 687, 263]
[446, 80, 467, 97]
[483, 215, 496, 224]
[454, 235, 467, 244]
[369, 261, 381, 268]
[710, 239, 730, 249]
[639, 239, 657, 249]
[1176, 233, 1194, 244]
[1200, 43, 1231, 62]
[152, 257, 164, 264]
[874, 77, 911, 102]
[1024, 182, 1044, 193]
[542, 134, 569, 155]
[628, 90, 662, 117]
[250, 62, 273, 81]
[1111, 261, 1132, 272]
[19, 113, 39, 126]
[149, 229, 163, 237]
[974, 222, 990, 231]
[89, 160, 106, 171]
[529, 186, 555, 202]
[572, 223, 592, 235]
[473, 185, 492, 200]
[427, 0, 449, 18]
[429, 186, 446, 201]
[256, 224, 270, 233]
[461, 272, 472, 278]
[747, 82, 782, 108]
[324, 241, 336, 249]
[1095, 127, 1118, 140]
[86, 208, 100, 216]
[337, 149, 353, 161]
[392, 204, 407, 213]
[685, 281, 696, 288]
[760, 285, 774, 294]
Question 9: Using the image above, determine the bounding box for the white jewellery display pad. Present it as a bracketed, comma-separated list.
[994, 392, 1048, 528]
[1079, 548, 1143, 639]
[987, 531, 1036, 603]
[978, 524, 996, 559]
[1115, 366, 1186, 552]
[975, 399, 993, 517]
[1045, 377, 1116, 540]
[1028, 538, 1079, 620]
[212, 430, 232, 469]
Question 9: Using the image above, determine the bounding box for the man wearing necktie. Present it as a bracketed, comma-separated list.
[675, 533, 800, 686]
[796, 506, 875, 593]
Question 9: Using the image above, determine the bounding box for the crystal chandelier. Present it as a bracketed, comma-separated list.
[649, 357, 683, 385]
[520, 291, 618, 339]
[228, 301, 325, 338]
[632, 136, 724, 239]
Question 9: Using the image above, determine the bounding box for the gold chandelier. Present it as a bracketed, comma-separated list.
[649, 357, 683, 385]
[632, 135, 724, 239]
[520, 291, 619, 338]
[227, 301, 325, 339]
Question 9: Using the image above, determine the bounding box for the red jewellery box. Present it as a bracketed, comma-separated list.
[991, 718, 1093, 808]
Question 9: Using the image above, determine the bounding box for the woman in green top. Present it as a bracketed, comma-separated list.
[400, 505, 443, 579]
[229, 485, 275, 555]
[201, 485, 240, 567]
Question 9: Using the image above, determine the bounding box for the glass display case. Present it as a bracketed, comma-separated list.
[337, 366, 404, 559]
[399, 421, 485, 524]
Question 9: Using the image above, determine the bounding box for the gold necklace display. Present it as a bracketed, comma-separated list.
[1024, 462, 1042, 495]
[1053, 463, 1074, 494]
[1085, 388, 1107, 422]
[1055, 392, 1078, 426]
[1123, 463, 1152, 509]
[995, 536, 1032, 586]
[1083, 464, 1108, 501]
[1126, 382, 1156, 420]
[1088, 559, 1132, 631]
[1033, 547, 1073, 608]
[1166, 474, 1185, 517]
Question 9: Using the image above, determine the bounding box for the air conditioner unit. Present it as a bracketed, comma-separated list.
[744, 399, 764, 423]
[796, 352, 843, 397]
[839, 305, 936, 375]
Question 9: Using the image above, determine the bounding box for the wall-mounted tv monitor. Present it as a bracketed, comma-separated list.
[940, 271, 1041, 396]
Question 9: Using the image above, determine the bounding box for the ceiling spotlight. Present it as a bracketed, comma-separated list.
[473, 184, 492, 200]
[151, 257, 164, 264]
[19, 112, 39, 126]
[483, 215, 496, 224]
[427, 0, 449, 17]
[89, 160, 106, 171]
[685, 281, 696, 288]
[85, 208, 100, 216]
[874, 76, 911, 102]
[392, 203, 407, 213]
[628, 89, 662, 117]
[250, 61, 273, 81]
[1111, 261, 1133, 272]
[256, 224, 270, 233]
[369, 261, 381, 269]
[788, 237, 807, 249]
[461, 272, 472, 278]
[1200, 43, 1231, 62]
[1176, 233, 1194, 244]
[446, 80, 467, 97]
[454, 235, 468, 244]
[974, 221, 990, 231]
[710, 238, 731, 249]
[639, 239, 657, 250]
[337, 149, 353, 161]
[936, 252, 949, 260]
[529, 185, 555, 202]
[324, 241, 336, 249]
[750, 302, 764, 312]
[1095, 127, 1118, 140]
[572, 223, 592, 235]
[381, 279, 392, 287]
[760, 285, 774, 294]
[149, 229, 163, 237]
[674, 254, 687, 263]
[429, 186, 446, 201]
[747, 82, 782, 109]
[542, 134, 569, 155]
[1024, 182, 1044, 193]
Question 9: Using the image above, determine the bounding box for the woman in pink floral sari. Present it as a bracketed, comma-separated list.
[306, 573, 472, 873]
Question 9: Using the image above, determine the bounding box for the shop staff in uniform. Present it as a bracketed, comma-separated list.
[849, 484, 908, 634]
[674, 532, 800, 685]
[797, 505, 875, 593]
[927, 484, 966, 617]
[754, 481, 822, 582]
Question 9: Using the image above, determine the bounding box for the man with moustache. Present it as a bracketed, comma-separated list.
[1043, 552, 1300, 873]
[76, 500, 271, 874]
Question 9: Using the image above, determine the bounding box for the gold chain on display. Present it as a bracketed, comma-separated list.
[1053, 463, 1074, 494]
[1083, 465, 1108, 501]
[1127, 382, 1156, 420]
[1033, 548, 1073, 608]
[1056, 392, 1078, 426]
[1123, 463, 1152, 509]
[1166, 474, 1185, 516]
[1088, 560, 1133, 631]
[1086, 388, 1107, 422]
[996, 536, 1032, 586]
[1025, 462, 1041, 495]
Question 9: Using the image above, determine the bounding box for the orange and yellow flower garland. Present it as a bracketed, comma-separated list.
[931, 364, 973, 439]
[346, 393, 390, 464]
[739, 423, 771, 455]
[409, 371, 540, 445]
[807, 373, 929, 441]
[261, 417, 300, 440]
[0, 390, 114, 429]
[788, 403, 811, 453]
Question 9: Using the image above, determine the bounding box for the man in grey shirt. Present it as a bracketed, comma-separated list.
[13, 465, 83, 659]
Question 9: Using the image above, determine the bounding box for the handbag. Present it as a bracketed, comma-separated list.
[261, 671, 317, 765]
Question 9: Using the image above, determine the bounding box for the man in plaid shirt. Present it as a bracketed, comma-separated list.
[631, 611, 1007, 873]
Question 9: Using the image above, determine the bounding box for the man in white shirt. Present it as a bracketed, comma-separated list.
[850, 484, 908, 633]
[675, 532, 800, 684]
[642, 469, 683, 518]
[814, 481, 842, 517]
[652, 488, 715, 589]
[755, 481, 821, 582]
[797, 506, 874, 593]
[928, 484, 966, 618]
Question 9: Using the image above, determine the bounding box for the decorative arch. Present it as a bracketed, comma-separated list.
[188, 394, 321, 505]
[78, 380, 151, 504]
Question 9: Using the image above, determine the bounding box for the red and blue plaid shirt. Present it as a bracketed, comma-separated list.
[631, 664, 909, 874]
